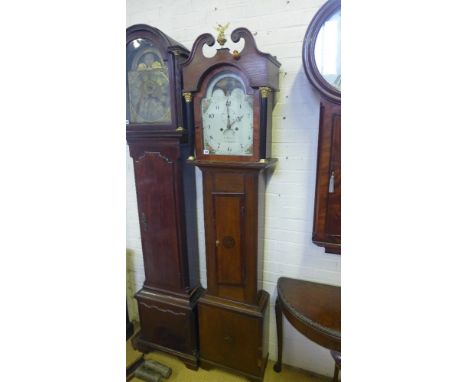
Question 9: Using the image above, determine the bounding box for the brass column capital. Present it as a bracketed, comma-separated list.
[259, 87, 272, 98]
[182, 92, 192, 103]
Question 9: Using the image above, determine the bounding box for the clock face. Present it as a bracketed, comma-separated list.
[126, 38, 171, 124]
[201, 72, 253, 156]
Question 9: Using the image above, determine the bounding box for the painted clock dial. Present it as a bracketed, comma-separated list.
[126, 38, 171, 124]
[201, 72, 253, 156]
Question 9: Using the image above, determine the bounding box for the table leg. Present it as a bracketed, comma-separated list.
[273, 297, 283, 372]
[333, 364, 339, 382]
[331, 350, 341, 382]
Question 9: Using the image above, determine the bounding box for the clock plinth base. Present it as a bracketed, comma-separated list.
[198, 291, 270, 381]
[132, 285, 203, 369]
[199, 357, 268, 382]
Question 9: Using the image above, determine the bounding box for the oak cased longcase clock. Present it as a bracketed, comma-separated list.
[126, 24, 202, 369]
[182, 27, 280, 381]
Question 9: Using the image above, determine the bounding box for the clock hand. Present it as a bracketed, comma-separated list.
[230, 115, 244, 128]
[226, 113, 232, 130]
[225, 98, 232, 129]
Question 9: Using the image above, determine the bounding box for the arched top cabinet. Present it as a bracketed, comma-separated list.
[303, 0, 341, 254]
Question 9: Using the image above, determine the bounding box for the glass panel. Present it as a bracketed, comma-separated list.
[126, 38, 171, 124]
[314, 9, 341, 90]
[201, 72, 253, 156]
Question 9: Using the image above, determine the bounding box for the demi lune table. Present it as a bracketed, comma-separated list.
[274, 277, 341, 380]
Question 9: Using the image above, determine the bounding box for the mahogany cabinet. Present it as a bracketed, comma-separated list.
[303, 0, 341, 254]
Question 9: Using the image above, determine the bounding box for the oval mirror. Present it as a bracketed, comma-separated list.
[302, 0, 341, 103]
[314, 8, 341, 90]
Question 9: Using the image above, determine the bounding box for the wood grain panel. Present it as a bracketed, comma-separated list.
[213, 194, 245, 286]
[199, 302, 262, 376]
[135, 152, 182, 290]
[214, 172, 244, 192]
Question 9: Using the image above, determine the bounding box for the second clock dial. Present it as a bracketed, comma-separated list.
[201, 71, 253, 156]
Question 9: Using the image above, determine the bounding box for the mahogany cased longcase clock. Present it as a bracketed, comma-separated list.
[182, 27, 280, 381]
[126, 24, 202, 369]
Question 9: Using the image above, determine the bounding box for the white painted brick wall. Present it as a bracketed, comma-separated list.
[126, 0, 341, 377]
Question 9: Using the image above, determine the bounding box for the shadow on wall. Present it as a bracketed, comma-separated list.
[126, 248, 139, 323]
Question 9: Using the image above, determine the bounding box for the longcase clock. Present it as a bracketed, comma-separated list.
[182, 27, 280, 381]
[303, 0, 341, 254]
[126, 24, 202, 369]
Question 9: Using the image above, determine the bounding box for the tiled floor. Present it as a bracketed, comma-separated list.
[127, 335, 331, 382]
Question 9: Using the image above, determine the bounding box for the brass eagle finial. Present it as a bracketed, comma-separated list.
[215, 23, 230, 46]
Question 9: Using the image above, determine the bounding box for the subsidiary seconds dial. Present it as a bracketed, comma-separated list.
[201, 72, 253, 156]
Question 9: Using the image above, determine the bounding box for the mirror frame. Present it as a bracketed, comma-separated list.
[302, 0, 341, 104]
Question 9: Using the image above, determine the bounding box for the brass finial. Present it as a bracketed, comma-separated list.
[215, 23, 230, 46]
